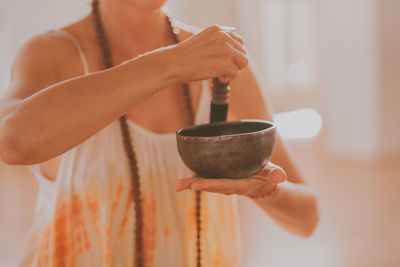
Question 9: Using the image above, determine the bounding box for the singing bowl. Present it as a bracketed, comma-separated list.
[176, 120, 276, 179]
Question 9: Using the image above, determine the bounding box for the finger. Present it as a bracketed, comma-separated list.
[221, 63, 241, 82]
[267, 161, 282, 169]
[175, 177, 202, 192]
[205, 25, 235, 34]
[191, 178, 263, 195]
[218, 75, 229, 83]
[202, 25, 223, 35]
[269, 168, 287, 183]
[227, 31, 244, 46]
[217, 47, 247, 80]
[220, 31, 247, 55]
[220, 25, 235, 31]
[229, 45, 248, 70]
[256, 164, 287, 183]
[218, 74, 241, 83]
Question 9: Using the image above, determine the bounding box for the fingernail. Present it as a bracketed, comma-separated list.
[270, 169, 286, 182]
[221, 26, 235, 31]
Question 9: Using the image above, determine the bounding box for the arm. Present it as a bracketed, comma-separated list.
[176, 64, 319, 237]
[0, 34, 177, 165]
[250, 176, 319, 237]
[0, 26, 248, 165]
[229, 65, 319, 237]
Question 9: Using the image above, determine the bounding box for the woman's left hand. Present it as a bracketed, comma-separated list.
[175, 162, 287, 198]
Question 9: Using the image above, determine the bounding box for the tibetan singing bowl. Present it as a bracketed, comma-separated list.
[176, 120, 276, 179]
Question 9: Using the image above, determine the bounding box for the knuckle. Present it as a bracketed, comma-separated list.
[216, 37, 226, 46]
[218, 30, 228, 39]
[225, 58, 233, 67]
[235, 34, 244, 44]
[208, 25, 220, 32]
[222, 31, 230, 40]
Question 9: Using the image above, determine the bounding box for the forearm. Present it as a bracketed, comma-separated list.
[251, 181, 319, 237]
[0, 50, 177, 164]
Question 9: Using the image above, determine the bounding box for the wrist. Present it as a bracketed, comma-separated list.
[153, 46, 182, 86]
[121, 48, 181, 95]
[248, 183, 285, 204]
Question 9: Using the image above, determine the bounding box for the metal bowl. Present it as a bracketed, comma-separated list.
[176, 120, 276, 179]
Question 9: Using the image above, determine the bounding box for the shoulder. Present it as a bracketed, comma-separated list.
[8, 18, 92, 99]
[12, 30, 82, 81]
[12, 15, 93, 80]
[17, 28, 83, 64]
[15, 31, 72, 65]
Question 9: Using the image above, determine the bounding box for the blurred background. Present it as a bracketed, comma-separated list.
[1, 0, 399, 266]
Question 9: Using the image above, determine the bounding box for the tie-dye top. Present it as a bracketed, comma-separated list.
[19, 30, 241, 267]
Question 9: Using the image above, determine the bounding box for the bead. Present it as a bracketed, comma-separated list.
[94, 9, 200, 266]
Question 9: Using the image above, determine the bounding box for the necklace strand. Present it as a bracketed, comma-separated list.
[91, 1, 201, 266]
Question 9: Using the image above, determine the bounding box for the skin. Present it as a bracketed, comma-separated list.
[0, 0, 319, 237]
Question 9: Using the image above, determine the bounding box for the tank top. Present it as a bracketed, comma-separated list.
[19, 29, 241, 267]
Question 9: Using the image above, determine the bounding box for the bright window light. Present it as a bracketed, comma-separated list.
[273, 108, 322, 140]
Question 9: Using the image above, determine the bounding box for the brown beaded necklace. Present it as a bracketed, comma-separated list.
[91, 1, 202, 266]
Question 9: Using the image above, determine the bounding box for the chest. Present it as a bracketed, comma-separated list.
[126, 81, 203, 134]
[82, 44, 204, 134]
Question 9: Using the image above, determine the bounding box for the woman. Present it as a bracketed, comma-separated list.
[0, 0, 319, 266]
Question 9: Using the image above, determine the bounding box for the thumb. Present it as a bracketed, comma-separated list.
[268, 168, 287, 183]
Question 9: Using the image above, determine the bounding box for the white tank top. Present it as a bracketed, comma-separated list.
[20, 30, 241, 267]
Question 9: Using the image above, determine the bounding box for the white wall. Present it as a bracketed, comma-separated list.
[315, 0, 380, 160]
[378, 0, 400, 157]
[0, 0, 90, 95]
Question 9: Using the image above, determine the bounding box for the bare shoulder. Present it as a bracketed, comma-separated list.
[7, 23, 89, 99]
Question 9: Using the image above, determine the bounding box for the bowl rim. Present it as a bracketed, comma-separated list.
[176, 119, 276, 141]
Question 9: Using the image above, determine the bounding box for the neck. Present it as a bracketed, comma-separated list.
[97, 0, 171, 57]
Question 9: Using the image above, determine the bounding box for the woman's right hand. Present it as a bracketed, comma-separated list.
[168, 25, 249, 83]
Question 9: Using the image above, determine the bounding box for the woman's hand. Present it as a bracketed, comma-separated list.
[175, 162, 287, 198]
[169, 25, 248, 83]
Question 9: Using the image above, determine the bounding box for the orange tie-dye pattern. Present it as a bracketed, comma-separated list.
[118, 188, 133, 238]
[212, 238, 224, 267]
[104, 228, 111, 265]
[163, 225, 170, 248]
[85, 189, 104, 251]
[37, 224, 51, 266]
[111, 178, 124, 213]
[33, 190, 90, 266]
[21, 74, 240, 267]
[53, 202, 72, 266]
[142, 196, 157, 267]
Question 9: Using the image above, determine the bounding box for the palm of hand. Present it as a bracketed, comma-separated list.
[175, 162, 287, 198]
